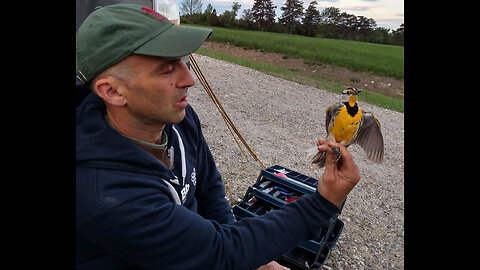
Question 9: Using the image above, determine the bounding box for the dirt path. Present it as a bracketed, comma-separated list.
[201, 41, 404, 100]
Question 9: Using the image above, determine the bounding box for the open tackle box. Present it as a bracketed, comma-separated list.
[232, 165, 345, 270]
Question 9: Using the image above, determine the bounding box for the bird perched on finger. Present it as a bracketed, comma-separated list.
[312, 87, 384, 168]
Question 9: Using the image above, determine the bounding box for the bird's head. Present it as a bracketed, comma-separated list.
[342, 87, 362, 95]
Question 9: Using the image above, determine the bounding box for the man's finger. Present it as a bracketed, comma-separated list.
[316, 138, 328, 146]
[333, 143, 360, 183]
[316, 141, 328, 152]
[323, 142, 339, 173]
[324, 141, 340, 160]
[334, 143, 355, 167]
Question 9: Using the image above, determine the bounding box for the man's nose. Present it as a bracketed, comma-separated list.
[177, 58, 195, 88]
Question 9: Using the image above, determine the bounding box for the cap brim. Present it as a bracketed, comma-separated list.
[134, 25, 212, 57]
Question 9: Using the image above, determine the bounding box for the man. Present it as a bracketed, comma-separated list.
[76, 4, 360, 270]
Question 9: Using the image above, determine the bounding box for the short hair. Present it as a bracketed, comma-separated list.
[89, 58, 134, 91]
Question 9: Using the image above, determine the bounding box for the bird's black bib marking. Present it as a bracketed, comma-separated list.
[343, 102, 359, 117]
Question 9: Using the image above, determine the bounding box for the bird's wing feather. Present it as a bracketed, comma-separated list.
[353, 112, 384, 163]
[325, 103, 343, 134]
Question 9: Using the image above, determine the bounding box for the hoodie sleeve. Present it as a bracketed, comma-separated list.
[76, 168, 340, 270]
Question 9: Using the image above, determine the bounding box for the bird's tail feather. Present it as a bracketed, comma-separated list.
[311, 151, 326, 168]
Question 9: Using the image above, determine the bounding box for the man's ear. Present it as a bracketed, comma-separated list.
[93, 77, 127, 107]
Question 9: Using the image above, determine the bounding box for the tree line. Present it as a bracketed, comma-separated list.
[180, 0, 403, 46]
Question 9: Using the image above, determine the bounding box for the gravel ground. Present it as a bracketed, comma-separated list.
[188, 54, 404, 270]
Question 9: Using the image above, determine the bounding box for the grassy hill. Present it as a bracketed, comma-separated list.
[186, 25, 404, 79]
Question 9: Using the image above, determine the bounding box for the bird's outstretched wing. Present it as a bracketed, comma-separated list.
[353, 112, 384, 163]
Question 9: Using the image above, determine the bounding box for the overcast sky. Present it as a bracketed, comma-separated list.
[178, 0, 403, 30]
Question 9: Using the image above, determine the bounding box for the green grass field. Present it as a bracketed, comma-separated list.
[186, 25, 404, 79]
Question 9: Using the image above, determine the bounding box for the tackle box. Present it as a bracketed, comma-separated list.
[232, 165, 345, 270]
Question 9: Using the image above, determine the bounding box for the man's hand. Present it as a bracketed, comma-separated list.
[256, 261, 290, 270]
[316, 139, 360, 207]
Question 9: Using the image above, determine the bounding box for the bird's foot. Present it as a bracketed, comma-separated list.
[332, 145, 341, 162]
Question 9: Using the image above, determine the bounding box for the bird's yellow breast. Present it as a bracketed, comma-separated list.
[329, 106, 362, 145]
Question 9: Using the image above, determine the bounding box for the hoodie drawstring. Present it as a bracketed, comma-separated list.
[172, 126, 186, 186]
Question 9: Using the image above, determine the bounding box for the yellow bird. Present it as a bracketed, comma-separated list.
[312, 87, 384, 168]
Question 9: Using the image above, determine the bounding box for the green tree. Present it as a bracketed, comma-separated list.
[371, 27, 391, 44]
[228, 2, 242, 26]
[279, 0, 304, 34]
[209, 8, 218, 26]
[391, 23, 404, 45]
[217, 2, 242, 27]
[335, 12, 357, 39]
[232, 1, 242, 18]
[240, 8, 255, 30]
[218, 10, 235, 27]
[303, 1, 320, 37]
[251, 0, 277, 31]
[204, 3, 213, 15]
[319, 7, 340, 24]
[196, 3, 213, 25]
[318, 7, 379, 42]
[318, 6, 341, 38]
[355, 16, 375, 41]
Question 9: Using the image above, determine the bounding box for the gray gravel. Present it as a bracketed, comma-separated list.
[188, 54, 404, 270]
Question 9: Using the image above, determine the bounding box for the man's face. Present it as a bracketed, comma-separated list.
[117, 54, 195, 126]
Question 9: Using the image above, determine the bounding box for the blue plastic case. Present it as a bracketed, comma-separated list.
[232, 165, 345, 270]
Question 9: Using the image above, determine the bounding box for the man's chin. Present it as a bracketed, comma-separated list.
[170, 109, 186, 124]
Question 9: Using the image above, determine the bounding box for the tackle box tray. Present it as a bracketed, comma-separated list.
[232, 165, 345, 270]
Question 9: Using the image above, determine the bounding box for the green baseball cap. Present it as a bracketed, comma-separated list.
[76, 4, 212, 84]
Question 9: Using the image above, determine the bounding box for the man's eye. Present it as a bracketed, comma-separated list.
[163, 64, 174, 74]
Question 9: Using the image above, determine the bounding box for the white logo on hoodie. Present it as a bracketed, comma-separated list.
[181, 183, 190, 203]
[191, 168, 196, 186]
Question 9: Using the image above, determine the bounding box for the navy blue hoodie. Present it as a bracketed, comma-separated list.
[76, 93, 340, 270]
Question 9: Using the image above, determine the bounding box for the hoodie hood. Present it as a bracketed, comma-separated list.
[76, 93, 175, 179]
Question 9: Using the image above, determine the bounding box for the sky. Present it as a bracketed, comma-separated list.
[178, 0, 404, 30]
